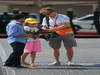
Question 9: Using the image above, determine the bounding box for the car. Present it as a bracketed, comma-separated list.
[0, 12, 40, 34]
[72, 14, 95, 29]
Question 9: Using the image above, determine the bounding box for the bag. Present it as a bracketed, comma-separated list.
[50, 32, 59, 38]
[38, 17, 59, 41]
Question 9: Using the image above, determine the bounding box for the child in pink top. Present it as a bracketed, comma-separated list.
[21, 18, 42, 67]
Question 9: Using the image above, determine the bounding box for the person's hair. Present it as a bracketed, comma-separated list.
[23, 22, 29, 26]
[40, 8, 47, 14]
[40, 7, 55, 14]
[12, 14, 25, 20]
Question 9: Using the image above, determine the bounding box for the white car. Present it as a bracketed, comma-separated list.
[73, 14, 95, 29]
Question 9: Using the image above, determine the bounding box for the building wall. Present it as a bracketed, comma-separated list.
[8, 5, 39, 13]
[50, 5, 93, 17]
[0, 4, 8, 12]
[8, 4, 93, 17]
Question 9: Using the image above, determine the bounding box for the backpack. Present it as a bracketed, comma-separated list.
[38, 17, 59, 40]
[45, 17, 59, 38]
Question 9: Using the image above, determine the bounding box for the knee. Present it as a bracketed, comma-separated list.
[66, 48, 73, 51]
[53, 48, 60, 52]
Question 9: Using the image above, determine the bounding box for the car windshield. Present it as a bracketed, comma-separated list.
[80, 16, 93, 20]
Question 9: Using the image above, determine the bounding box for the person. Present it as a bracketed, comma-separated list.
[0, 12, 11, 34]
[93, 8, 100, 34]
[38, 8, 52, 41]
[39, 8, 47, 25]
[66, 9, 76, 34]
[4, 14, 33, 68]
[21, 18, 42, 67]
[40, 7, 77, 66]
[12, 8, 20, 15]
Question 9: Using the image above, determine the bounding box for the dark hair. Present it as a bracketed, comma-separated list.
[12, 14, 25, 20]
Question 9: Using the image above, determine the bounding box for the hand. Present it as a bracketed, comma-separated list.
[45, 29, 53, 32]
[27, 33, 33, 37]
[42, 26, 49, 30]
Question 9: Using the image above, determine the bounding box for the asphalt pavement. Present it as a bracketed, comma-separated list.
[0, 38, 100, 75]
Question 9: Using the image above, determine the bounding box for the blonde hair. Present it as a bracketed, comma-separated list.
[40, 7, 55, 14]
[23, 22, 29, 26]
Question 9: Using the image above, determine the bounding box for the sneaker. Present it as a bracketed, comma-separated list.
[48, 61, 61, 66]
[67, 61, 74, 66]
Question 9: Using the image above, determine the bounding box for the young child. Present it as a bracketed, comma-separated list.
[21, 18, 42, 67]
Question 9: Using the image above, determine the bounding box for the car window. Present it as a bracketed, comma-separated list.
[80, 16, 93, 20]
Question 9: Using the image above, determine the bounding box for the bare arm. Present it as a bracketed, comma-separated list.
[46, 22, 70, 32]
[16, 33, 34, 37]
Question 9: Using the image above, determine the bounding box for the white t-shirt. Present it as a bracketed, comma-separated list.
[42, 14, 70, 28]
[24, 26, 39, 40]
[24, 26, 39, 32]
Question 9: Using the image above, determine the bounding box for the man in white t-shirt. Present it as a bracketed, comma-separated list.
[40, 7, 77, 66]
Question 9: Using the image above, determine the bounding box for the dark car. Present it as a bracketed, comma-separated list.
[0, 12, 40, 34]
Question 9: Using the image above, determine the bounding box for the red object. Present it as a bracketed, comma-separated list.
[76, 32, 97, 34]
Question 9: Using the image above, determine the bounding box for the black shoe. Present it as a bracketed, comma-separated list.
[4, 64, 14, 67]
[4, 64, 27, 68]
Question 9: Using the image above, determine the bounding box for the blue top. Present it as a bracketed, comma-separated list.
[6, 20, 27, 44]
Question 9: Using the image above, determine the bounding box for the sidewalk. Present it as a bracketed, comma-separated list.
[1, 39, 100, 75]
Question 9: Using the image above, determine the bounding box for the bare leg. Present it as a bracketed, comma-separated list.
[53, 48, 60, 62]
[30, 52, 37, 67]
[66, 48, 74, 62]
[21, 53, 30, 66]
[47, 48, 61, 65]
